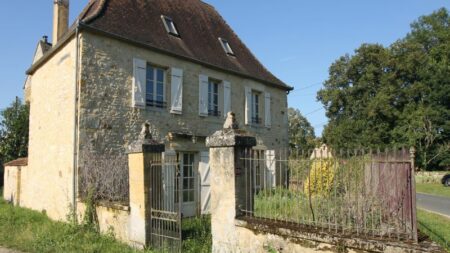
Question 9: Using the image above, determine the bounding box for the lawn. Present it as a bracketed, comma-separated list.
[416, 183, 450, 198]
[0, 188, 211, 253]
[417, 209, 450, 252]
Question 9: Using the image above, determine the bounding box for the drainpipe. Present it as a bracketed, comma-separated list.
[72, 21, 81, 219]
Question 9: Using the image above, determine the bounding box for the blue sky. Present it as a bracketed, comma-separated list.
[0, 1, 449, 136]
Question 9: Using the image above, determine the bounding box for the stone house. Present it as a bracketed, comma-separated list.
[11, 0, 291, 221]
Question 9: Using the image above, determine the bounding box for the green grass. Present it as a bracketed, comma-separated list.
[417, 209, 450, 252]
[0, 188, 212, 253]
[182, 216, 212, 253]
[0, 194, 150, 253]
[416, 183, 450, 198]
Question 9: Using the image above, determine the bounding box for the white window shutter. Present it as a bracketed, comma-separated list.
[199, 151, 211, 214]
[265, 92, 272, 128]
[199, 74, 209, 116]
[170, 68, 183, 114]
[223, 81, 231, 118]
[266, 150, 276, 188]
[132, 58, 146, 108]
[244, 87, 252, 125]
[162, 150, 177, 210]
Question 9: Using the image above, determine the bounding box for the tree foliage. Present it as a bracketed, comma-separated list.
[318, 8, 450, 170]
[0, 97, 29, 166]
[288, 108, 316, 150]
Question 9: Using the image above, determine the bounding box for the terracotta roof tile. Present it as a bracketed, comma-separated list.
[78, 0, 291, 90]
[4, 158, 28, 167]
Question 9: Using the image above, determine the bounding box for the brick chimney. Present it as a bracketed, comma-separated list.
[52, 0, 69, 45]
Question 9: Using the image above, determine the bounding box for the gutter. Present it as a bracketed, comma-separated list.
[26, 22, 293, 92]
[72, 22, 81, 218]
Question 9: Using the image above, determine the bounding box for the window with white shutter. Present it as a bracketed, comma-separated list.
[199, 75, 209, 116]
[223, 81, 231, 118]
[265, 92, 271, 128]
[170, 68, 183, 114]
[132, 58, 146, 108]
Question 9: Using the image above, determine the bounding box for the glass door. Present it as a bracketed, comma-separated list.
[178, 153, 196, 217]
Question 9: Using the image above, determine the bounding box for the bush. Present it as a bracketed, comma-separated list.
[304, 159, 336, 196]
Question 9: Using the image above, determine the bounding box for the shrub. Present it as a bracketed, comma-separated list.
[304, 159, 336, 196]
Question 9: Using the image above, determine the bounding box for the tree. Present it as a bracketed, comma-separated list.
[288, 108, 316, 150]
[0, 97, 29, 166]
[318, 8, 450, 170]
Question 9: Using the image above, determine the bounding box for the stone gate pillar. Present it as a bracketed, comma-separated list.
[128, 122, 165, 248]
[206, 112, 256, 252]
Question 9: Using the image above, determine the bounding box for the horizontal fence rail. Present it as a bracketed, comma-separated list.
[240, 147, 417, 242]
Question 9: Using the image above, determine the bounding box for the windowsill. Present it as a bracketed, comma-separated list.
[141, 106, 168, 113]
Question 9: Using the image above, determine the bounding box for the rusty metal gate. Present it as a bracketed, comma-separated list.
[149, 153, 182, 252]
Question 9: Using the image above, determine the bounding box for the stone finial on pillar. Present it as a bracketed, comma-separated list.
[129, 122, 164, 154]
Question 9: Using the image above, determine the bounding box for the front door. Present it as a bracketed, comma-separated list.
[179, 153, 197, 217]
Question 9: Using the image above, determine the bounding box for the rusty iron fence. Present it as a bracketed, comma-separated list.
[240, 147, 418, 242]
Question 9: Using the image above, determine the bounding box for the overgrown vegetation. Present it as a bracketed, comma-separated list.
[417, 209, 450, 252]
[0, 187, 212, 253]
[254, 152, 412, 238]
[78, 144, 129, 203]
[0, 191, 149, 253]
[182, 216, 212, 253]
[318, 8, 450, 171]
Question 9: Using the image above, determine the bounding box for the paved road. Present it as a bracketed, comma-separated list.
[416, 193, 450, 218]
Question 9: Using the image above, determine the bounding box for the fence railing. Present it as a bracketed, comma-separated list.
[240, 147, 417, 242]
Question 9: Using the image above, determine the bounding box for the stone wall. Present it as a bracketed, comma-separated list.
[77, 201, 130, 243]
[77, 30, 288, 162]
[22, 37, 77, 220]
[3, 165, 24, 205]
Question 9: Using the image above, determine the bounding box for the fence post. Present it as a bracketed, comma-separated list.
[410, 147, 418, 242]
[128, 122, 165, 248]
[206, 112, 256, 252]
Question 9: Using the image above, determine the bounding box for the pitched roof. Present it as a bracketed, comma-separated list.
[4, 158, 28, 167]
[77, 0, 291, 90]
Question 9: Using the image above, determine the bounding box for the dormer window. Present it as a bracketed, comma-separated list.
[161, 15, 180, 37]
[219, 38, 235, 56]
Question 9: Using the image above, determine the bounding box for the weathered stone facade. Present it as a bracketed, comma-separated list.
[77, 31, 289, 158]
[23, 38, 77, 220]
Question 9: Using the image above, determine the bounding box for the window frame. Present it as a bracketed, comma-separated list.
[218, 37, 235, 56]
[251, 90, 261, 124]
[161, 15, 180, 37]
[145, 64, 167, 109]
[207, 79, 220, 117]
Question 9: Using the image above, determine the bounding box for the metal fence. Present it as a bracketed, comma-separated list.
[240, 147, 418, 242]
[147, 154, 182, 252]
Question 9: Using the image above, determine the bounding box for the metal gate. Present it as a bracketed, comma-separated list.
[148, 155, 182, 252]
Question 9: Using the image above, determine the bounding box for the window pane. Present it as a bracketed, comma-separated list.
[147, 66, 154, 80]
[157, 83, 164, 101]
[183, 166, 189, 177]
[157, 69, 164, 83]
[188, 190, 194, 202]
[183, 191, 189, 202]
